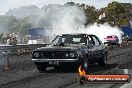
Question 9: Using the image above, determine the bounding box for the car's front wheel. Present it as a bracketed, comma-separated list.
[35, 62, 47, 72]
[98, 53, 107, 66]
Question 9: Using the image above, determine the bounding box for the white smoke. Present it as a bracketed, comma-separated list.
[4, 4, 124, 44]
[27, 5, 86, 34]
[39, 5, 123, 44]
[0, 20, 10, 33]
[50, 6, 86, 34]
[80, 23, 124, 44]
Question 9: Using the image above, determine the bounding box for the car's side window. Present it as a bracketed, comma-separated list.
[87, 36, 95, 46]
[91, 36, 101, 46]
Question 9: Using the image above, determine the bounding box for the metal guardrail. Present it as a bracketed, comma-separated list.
[0, 41, 131, 53]
[0, 44, 48, 53]
[0, 44, 49, 70]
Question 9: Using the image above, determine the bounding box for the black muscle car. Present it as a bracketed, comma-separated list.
[32, 34, 108, 72]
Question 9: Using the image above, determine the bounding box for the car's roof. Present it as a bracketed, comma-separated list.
[107, 35, 117, 37]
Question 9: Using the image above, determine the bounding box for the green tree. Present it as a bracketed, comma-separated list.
[83, 5, 98, 24]
[103, 1, 130, 27]
[64, 2, 75, 6]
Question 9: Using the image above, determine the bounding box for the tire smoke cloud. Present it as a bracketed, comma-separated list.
[80, 23, 124, 44]
[5, 4, 124, 44]
[37, 5, 123, 44]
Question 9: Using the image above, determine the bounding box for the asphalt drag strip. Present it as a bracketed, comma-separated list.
[0, 43, 132, 88]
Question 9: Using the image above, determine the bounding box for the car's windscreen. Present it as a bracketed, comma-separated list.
[52, 34, 87, 45]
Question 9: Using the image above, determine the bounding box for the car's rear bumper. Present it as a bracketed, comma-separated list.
[104, 41, 118, 45]
[104, 42, 116, 44]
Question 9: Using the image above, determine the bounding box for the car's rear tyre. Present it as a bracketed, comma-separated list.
[98, 53, 107, 66]
[35, 62, 47, 72]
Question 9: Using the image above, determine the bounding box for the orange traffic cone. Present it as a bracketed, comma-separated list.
[5, 56, 11, 70]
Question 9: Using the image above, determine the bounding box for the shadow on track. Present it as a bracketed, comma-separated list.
[41, 64, 118, 74]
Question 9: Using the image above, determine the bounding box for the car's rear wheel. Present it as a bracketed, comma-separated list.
[98, 53, 107, 66]
[35, 62, 47, 72]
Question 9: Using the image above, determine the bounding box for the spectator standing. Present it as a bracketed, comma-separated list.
[0, 33, 3, 44]
[11, 37, 17, 45]
[6, 37, 11, 45]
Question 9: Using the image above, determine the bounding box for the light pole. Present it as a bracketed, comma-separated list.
[129, 9, 132, 28]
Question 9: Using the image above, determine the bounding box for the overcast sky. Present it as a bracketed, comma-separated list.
[0, 0, 131, 15]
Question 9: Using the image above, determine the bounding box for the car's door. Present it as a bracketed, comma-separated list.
[86, 35, 97, 62]
[91, 35, 102, 59]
